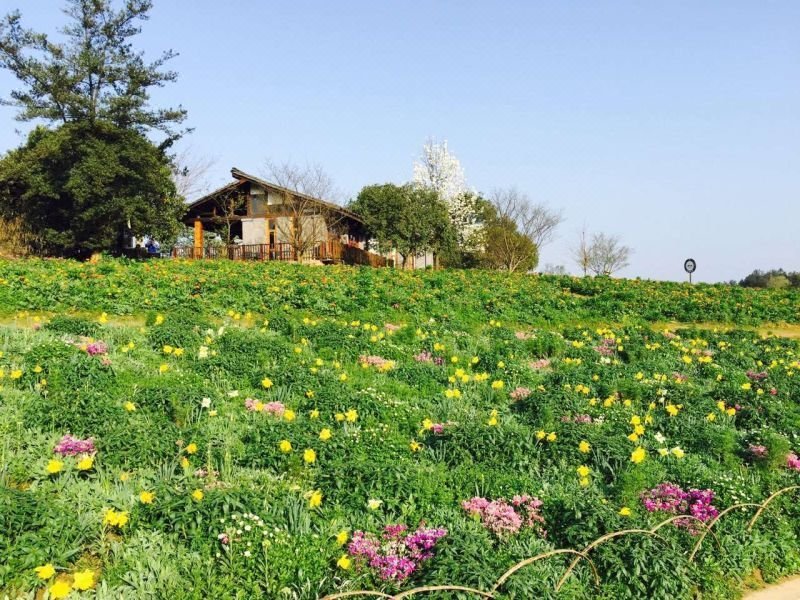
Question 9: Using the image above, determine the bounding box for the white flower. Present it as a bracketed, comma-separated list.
[227, 390, 239, 398]
[654, 432, 666, 444]
[367, 498, 383, 510]
[201, 397, 212, 408]
[198, 346, 209, 359]
[244, 550, 251, 557]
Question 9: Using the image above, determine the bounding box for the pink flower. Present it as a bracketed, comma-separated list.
[787, 453, 800, 472]
[462, 495, 546, 537]
[529, 359, 551, 370]
[510, 387, 531, 401]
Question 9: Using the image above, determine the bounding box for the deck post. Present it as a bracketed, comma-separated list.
[193, 219, 203, 258]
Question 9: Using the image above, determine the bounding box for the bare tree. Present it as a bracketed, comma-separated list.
[262, 160, 344, 260]
[572, 227, 592, 276]
[587, 232, 631, 275]
[490, 187, 564, 248]
[210, 189, 247, 244]
[172, 147, 217, 200]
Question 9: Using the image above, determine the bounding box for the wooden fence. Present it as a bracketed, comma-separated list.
[171, 240, 391, 268]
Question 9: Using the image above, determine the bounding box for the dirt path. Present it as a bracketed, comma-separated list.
[744, 577, 800, 599]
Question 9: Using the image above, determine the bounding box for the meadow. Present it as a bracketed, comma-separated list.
[1, 259, 799, 599]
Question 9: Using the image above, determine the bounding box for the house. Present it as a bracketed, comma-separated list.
[175, 168, 389, 267]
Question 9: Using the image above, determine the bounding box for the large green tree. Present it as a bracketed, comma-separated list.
[0, 121, 183, 256]
[0, 0, 189, 256]
[0, 0, 187, 141]
[349, 184, 455, 268]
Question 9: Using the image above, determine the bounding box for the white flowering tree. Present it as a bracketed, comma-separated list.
[413, 139, 483, 252]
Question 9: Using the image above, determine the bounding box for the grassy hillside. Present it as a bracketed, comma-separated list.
[1, 259, 799, 599]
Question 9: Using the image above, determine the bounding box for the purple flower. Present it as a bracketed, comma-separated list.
[347, 524, 447, 581]
[54, 434, 96, 456]
[641, 483, 718, 534]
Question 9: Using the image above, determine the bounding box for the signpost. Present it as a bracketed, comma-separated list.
[684, 258, 696, 284]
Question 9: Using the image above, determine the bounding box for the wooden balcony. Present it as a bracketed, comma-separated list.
[171, 240, 392, 268]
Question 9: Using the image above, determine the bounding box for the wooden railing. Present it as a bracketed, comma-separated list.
[171, 241, 392, 268]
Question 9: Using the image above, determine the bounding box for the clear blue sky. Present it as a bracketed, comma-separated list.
[1, 1, 798, 282]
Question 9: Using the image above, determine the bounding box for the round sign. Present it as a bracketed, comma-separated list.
[684, 258, 696, 274]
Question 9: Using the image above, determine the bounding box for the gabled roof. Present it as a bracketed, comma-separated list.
[185, 167, 364, 224]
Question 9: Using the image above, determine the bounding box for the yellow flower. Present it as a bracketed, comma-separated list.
[450, 356, 459, 363]
[671, 447, 685, 459]
[706, 413, 716, 422]
[48, 580, 72, 599]
[185, 443, 198, 455]
[34, 563, 55, 579]
[72, 569, 95, 591]
[741, 382, 752, 391]
[487, 415, 498, 426]
[192, 489, 204, 501]
[491, 380, 504, 390]
[279, 440, 292, 453]
[665, 404, 679, 417]
[103, 509, 129, 528]
[579, 440, 591, 453]
[345, 409, 358, 422]
[306, 390, 315, 398]
[726, 407, 736, 416]
[119, 471, 130, 482]
[10, 369, 22, 380]
[627, 433, 640, 443]
[335, 412, 345, 422]
[337, 554, 352, 570]
[630, 415, 641, 426]
[546, 432, 557, 442]
[367, 498, 383, 510]
[162, 345, 173, 354]
[139, 491, 155, 504]
[76, 455, 94, 471]
[576, 465, 591, 478]
[308, 490, 323, 508]
[154, 314, 164, 325]
[309, 409, 320, 419]
[658, 448, 669, 456]
[303, 449, 317, 464]
[319, 428, 332, 441]
[409, 440, 422, 452]
[284, 409, 296, 422]
[497, 361, 505, 368]
[180, 457, 190, 468]
[46, 459, 64, 475]
[536, 430, 546, 440]
[338, 373, 348, 382]
[619, 507, 632, 516]
[336, 530, 349, 546]
[631, 447, 647, 464]
[261, 377, 273, 389]
[158, 363, 169, 374]
[123, 401, 136, 412]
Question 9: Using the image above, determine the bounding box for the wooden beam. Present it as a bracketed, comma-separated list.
[193, 219, 203, 258]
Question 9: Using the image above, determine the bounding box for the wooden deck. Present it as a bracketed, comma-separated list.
[171, 240, 391, 267]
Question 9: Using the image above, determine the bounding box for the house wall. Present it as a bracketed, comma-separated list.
[242, 218, 266, 244]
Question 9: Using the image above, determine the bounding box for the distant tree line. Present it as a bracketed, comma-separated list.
[738, 269, 800, 289]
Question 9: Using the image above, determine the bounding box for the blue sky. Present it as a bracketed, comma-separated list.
[1, 1, 798, 282]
